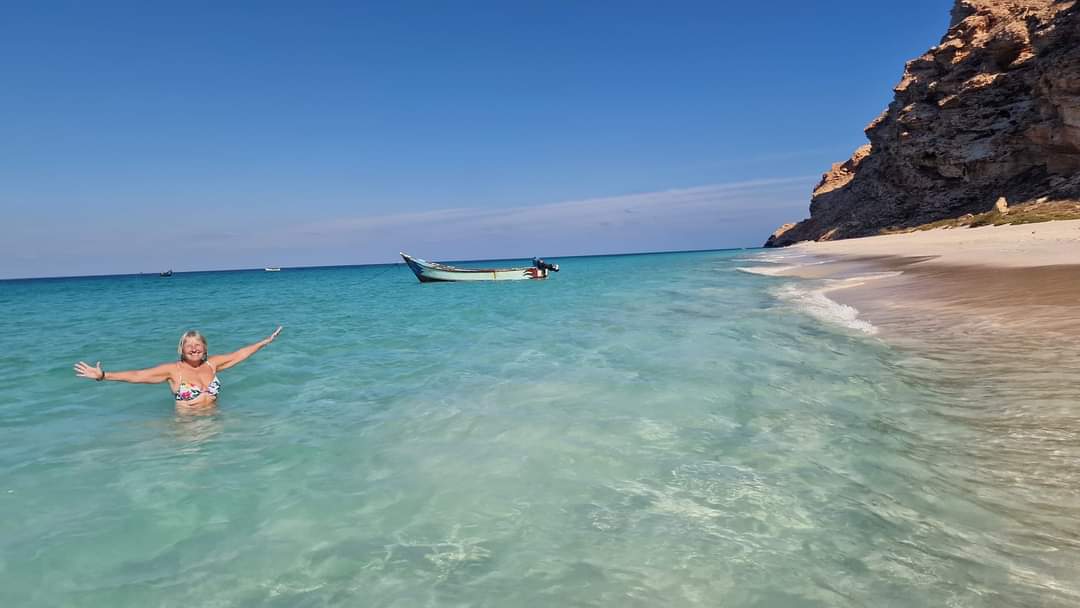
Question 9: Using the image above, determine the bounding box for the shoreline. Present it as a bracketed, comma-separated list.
[764, 220, 1080, 349]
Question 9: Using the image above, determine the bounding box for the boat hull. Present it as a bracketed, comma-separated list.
[400, 253, 548, 282]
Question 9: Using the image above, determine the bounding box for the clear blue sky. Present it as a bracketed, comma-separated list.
[1, 1, 951, 279]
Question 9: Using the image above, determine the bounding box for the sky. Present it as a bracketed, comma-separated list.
[1, 1, 952, 279]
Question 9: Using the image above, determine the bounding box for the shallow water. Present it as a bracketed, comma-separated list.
[1, 250, 1077, 606]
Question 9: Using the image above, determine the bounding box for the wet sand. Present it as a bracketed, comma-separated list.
[763, 221, 1080, 426]
[777, 220, 1080, 346]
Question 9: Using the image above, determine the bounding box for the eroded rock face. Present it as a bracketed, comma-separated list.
[767, 0, 1080, 247]
[763, 223, 798, 248]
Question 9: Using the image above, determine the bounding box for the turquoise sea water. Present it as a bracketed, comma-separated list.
[1, 250, 1077, 607]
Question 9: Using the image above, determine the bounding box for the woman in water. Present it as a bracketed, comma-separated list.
[74, 327, 283, 409]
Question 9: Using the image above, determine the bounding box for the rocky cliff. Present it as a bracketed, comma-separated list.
[766, 0, 1080, 247]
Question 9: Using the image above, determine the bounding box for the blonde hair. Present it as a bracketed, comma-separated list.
[177, 330, 208, 361]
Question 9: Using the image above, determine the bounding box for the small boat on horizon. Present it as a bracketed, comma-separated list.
[159, 269, 173, 277]
[400, 252, 559, 283]
[264, 267, 281, 272]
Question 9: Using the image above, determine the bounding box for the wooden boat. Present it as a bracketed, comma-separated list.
[400, 252, 558, 283]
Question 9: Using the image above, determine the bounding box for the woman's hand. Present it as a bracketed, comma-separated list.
[266, 326, 283, 343]
[74, 361, 105, 381]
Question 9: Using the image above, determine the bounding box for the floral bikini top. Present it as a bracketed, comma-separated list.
[174, 363, 222, 402]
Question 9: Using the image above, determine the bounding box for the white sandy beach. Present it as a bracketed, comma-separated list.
[765, 219, 1080, 349]
[790, 219, 1080, 268]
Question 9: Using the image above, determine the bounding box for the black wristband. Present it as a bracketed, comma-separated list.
[97, 369, 105, 381]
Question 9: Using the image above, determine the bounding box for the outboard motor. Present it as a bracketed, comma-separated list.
[533, 257, 559, 272]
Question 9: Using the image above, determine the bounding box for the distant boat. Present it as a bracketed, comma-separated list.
[400, 252, 558, 283]
[159, 270, 173, 277]
[264, 267, 281, 272]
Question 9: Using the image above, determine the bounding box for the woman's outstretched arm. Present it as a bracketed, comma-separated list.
[74, 361, 173, 384]
[208, 326, 283, 371]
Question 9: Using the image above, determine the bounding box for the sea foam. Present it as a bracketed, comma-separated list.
[773, 283, 879, 335]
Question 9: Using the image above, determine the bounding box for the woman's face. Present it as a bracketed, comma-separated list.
[182, 338, 207, 363]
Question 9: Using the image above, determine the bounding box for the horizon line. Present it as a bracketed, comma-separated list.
[0, 245, 761, 282]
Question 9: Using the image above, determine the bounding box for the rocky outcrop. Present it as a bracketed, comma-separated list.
[767, 0, 1080, 247]
[764, 223, 798, 247]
